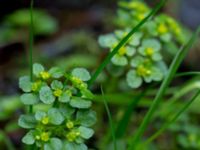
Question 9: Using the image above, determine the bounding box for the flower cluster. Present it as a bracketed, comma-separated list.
[18, 63, 96, 150]
[98, 0, 186, 89]
[99, 29, 164, 88]
[116, 0, 186, 44]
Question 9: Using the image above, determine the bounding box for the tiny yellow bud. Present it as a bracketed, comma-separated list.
[145, 47, 154, 57]
[41, 132, 50, 142]
[118, 47, 127, 56]
[41, 117, 49, 125]
[35, 135, 41, 140]
[53, 89, 63, 97]
[157, 23, 168, 34]
[136, 65, 151, 77]
[40, 71, 50, 80]
[31, 81, 41, 92]
[66, 131, 78, 142]
[66, 121, 74, 129]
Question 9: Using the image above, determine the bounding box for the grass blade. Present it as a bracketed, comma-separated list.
[88, 0, 166, 87]
[175, 71, 200, 77]
[101, 86, 117, 150]
[145, 89, 200, 145]
[128, 27, 200, 150]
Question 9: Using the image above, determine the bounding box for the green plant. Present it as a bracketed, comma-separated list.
[18, 64, 96, 149]
[98, 0, 187, 89]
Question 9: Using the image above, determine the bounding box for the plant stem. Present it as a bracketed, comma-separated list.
[29, 0, 34, 113]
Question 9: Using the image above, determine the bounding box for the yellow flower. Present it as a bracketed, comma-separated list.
[41, 117, 49, 125]
[53, 89, 63, 97]
[40, 71, 50, 80]
[41, 132, 50, 142]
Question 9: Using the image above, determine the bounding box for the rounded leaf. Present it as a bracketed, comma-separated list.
[20, 93, 39, 105]
[51, 80, 63, 90]
[78, 126, 94, 139]
[98, 34, 118, 48]
[72, 68, 91, 81]
[19, 76, 32, 92]
[64, 142, 87, 150]
[111, 55, 128, 66]
[58, 93, 70, 103]
[22, 130, 35, 145]
[35, 110, 46, 121]
[70, 97, 92, 109]
[48, 108, 64, 125]
[49, 67, 64, 78]
[18, 114, 36, 129]
[76, 110, 97, 127]
[44, 138, 63, 150]
[39, 86, 55, 104]
[33, 63, 44, 76]
[126, 70, 142, 88]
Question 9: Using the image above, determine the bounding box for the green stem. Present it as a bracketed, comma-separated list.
[29, 0, 34, 113]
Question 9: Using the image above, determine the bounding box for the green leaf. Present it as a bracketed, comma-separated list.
[79, 126, 94, 139]
[129, 32, 143, 46]
[72, 68, 91, 81]
[98, 34, 118, 48]
[130, 56, 144, 67]
[39, 86, 55, 104]
[70, 97, 92, 109]
[51, 80, 63, 90]
[64, 142, 87, 150]
[60, 104, 75, 118]
[20, 93, 39, 105]
[58, 93, 70, 103]
[142, 38, 161, 51]
[19, 76, 32, 92]
[48, 108, 64, 125]
[126, 46, 136, 56]
[49, 67, 64, 78]
[81, 89, 94, 99]
[126, 70, 142, 88]
[35, 111, 46, 121]
[22, 130, 35, 145]
[44, 138, 63, 150]
[76, 110, 97, 127]
[33, 63, 44, 76]
[111, 55, 128, 66]
[18, 114, 36, 129]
